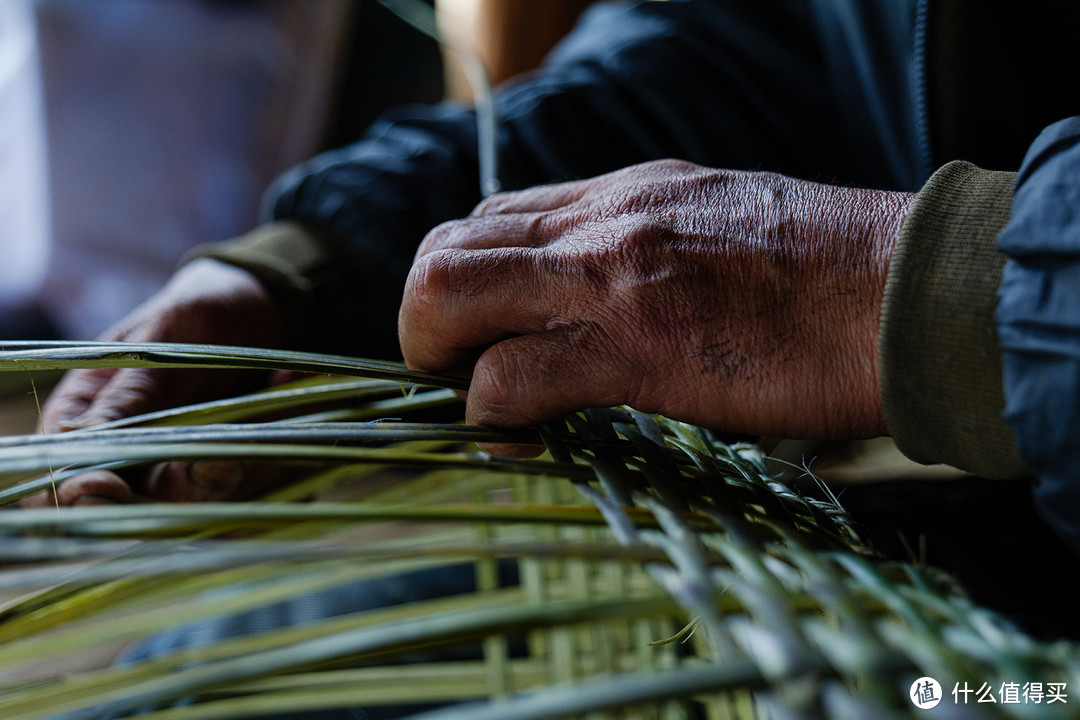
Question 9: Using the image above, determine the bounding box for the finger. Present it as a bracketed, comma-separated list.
[58, 470, 136, 505]
[142, 460, 296, 502]
[400, 247, 557, 376]
[140, 462, 233, 503]
[465, 160, 702, 220]
[468, 179, 591, 217]
[417, 211, 568, 259]
[19, 489, 55, 508]
[53, 365, 261, 431]
[466, 323, 640, 456]
[58, 368, 173, 429]
[20, 469, 136, 508]
[41, 368, 120, 432]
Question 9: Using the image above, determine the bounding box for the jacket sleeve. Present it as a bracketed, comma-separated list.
[188, 0, 829, 357]
[191, 1, 732, 356]
[881, 115, 1080, 553]
[879, 160, 1027, 479]
[996, 116, 1080, 552]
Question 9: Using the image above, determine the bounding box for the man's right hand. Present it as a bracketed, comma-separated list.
[23, 258, 291, 507]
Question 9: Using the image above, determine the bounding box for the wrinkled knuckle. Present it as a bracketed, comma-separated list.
[406, 250, 455, 303]
[654, 158, 700, 175]
[400, 253, 454, 360]
[529, 211, 568, 246]
[471, 191, 514, 216]
[601, 216, 668, 268]
[753, 171, 789, 207]
[417, 220, 463, 257]
[620, 214, 661, 246]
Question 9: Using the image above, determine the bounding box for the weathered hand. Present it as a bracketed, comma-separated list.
[400, 160, 915, 452]
[23, 258, 291, 506]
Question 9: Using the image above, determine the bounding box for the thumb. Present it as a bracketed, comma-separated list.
[466, 323, 637, 456]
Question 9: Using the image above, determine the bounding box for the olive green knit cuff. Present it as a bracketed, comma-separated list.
[879, 161, 1029, 479]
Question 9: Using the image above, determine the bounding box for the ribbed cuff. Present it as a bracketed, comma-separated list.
[880, 161, 1028, 479]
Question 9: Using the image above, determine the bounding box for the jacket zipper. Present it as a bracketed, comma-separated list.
[912, 0, 935, 179]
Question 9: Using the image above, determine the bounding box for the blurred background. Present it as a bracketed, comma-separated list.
[0, 0, 593, 342]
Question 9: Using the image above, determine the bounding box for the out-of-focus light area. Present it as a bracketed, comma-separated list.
[0, 1, 48, 314]
[0, 0, 590, 341]
[0, 0, 444, 340]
